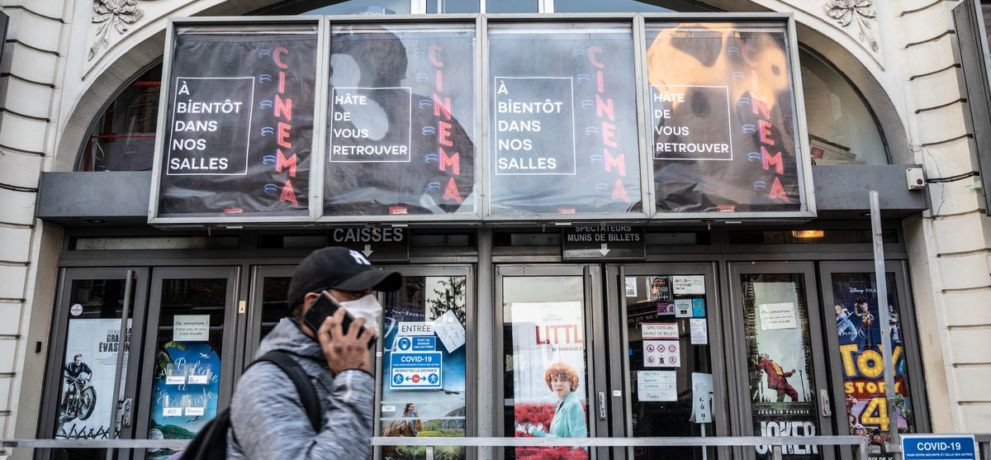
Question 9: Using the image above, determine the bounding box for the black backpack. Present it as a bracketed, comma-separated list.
[180, 351, 323, 459]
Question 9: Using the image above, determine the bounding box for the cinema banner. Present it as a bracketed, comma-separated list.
[324, 24, 475, 217]
[488, 24, 642, 216]
[645, 22, 808, 215]
[156, 28, 317, 218]
[831, 273, 914, 445]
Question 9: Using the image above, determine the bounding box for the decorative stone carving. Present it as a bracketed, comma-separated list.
[824, 0, 879, 53]
[90, 0, 145, 61]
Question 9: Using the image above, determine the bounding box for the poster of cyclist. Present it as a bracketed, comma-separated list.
[56, 318, 130, 439]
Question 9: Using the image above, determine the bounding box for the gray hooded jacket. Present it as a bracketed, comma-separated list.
[227, 317, 374, 459]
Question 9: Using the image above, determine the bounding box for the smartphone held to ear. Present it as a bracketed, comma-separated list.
[303, 291, 377, 349]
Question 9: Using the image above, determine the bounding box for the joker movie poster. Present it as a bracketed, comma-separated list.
[831, 273, 913, 446]
[743, 277, 819, 459]
[510, 301, 589, 460]
[56, 319, 131, 439]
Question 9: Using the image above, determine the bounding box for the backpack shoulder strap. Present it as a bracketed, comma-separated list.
[254, 351, 323, 431]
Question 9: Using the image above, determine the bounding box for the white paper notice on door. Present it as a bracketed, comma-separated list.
[173, 314, 210, 342]
[672, 275, 705, 295]
[432, 309, 466, 353]
[638, 370, 677, 402]
[689, 372, 714, 423]
[674, 299, 693, 318]
[643, 340, 681, 367]
[689, 318, 708, 345]
[758, 302, 798, 330]
[642, 323, 679, 339]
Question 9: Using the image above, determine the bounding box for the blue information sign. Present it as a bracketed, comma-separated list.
[902, 435, 977, 460]
[390, 351, 442, 390]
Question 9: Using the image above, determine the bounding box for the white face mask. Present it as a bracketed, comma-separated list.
[339, 294, 383, 335]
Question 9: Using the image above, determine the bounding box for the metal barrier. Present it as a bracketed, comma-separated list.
[4, 434, 990, 459]
[370, 436, 869, 460]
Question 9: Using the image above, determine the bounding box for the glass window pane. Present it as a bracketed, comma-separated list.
[260, 277, 291, 340]
[502, 277, 589, 459]
[427, 0, 480, 13]
[305, 0, 410, 14]
[325, 24, 476, 217]
[740, 273, 821, 458]
[624, 275, 713, 460]
[555, 0, 674, 13]
[78, 66, 161, 172]
[830, 273, 915, 445]
[147, 278, 227, 459]
[646, 22, 804, 214]
[800, 51, 887, 165]
[380, 276, 468, 460]
[488, 24, 641, 216]
[486, 0, 538, 13]
[54, 279, 134, 460]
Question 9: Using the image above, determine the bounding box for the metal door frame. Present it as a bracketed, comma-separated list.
[371, 264, 476, 460]
[605, 261, 730, 459]
[726, 261, 836, 459]
[132, 266, 240, 460]
[494, 263, 606, 459]
[38, 267, 150, 460]
[817, 260, 931, 458]
[241, 265, 295, 372]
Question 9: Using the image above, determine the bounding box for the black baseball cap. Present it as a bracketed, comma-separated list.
[287, 246, 402, 309]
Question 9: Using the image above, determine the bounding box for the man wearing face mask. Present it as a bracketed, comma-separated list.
[227, 246, 401, 459]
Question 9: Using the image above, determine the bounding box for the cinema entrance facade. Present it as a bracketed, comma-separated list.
[10, 0, 968, 459]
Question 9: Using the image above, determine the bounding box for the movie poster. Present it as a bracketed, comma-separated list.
[743, 276, 820, 459]
[147, 341, 221, 460]
[380, 276, 468, 460]
[56, 319, 131, 439]
[645, 22, 807, 214]
[831, 273, 913, 445]
[510, 301, 589, 460]
[158, 30, 317, 217]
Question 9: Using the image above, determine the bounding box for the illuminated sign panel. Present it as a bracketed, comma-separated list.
[154, 28, 318, 219]
[323, 24, 476, 217]
[645, 22, 807, 215]
[487, 24, 643, 217]
[150, 16, 813, 224]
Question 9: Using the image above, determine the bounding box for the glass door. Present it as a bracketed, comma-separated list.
[244, 265, 294, 365]
[374, 265, 473, 460]
[41, 268, 149, 460]
[496, 264, 604, 460]
[728, 262, 835, 460]
[133, 267, 239, 460]
[818, 261, 929, 457]
[605, 263, 727, 460]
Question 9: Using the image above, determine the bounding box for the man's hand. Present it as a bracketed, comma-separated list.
[318, 308, 376, 374]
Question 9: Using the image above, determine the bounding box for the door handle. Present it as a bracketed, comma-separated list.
[119, 398, 133, 427]
[597, 391, 607, 421]
[818, 389, 832, 418]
